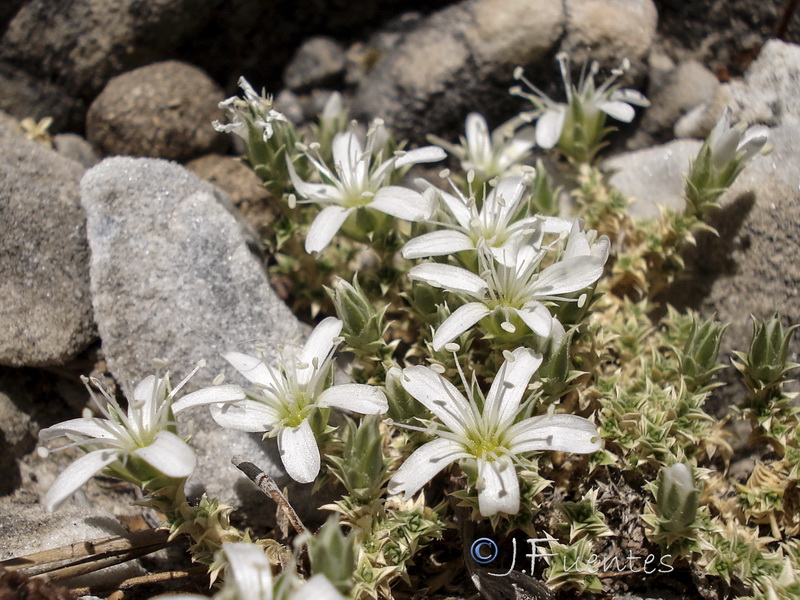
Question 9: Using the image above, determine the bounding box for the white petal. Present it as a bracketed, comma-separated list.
[133, 430, 196, 478]
[515, 302, 552, 338]
[222, 352, 279, 388]
[489, 240, 526, 267]
[299, 575, 346, 600]
[222, 542, 272, 597]
[465, 113, 491, 164]
[484, 347, 542, 428]
[537, 215, 573, 235]
[400, 366, 474, 437]
[500, 127, 537, 164]
[387, 437, 468, 499]
[408, 263, 487, 297]
[477, 456, 520, 516]
[39, 418, 118, 441]
[305, 206, 353, 254]
[317, 383, 388, 414]
[610, 88, 650, 107]
[394, 145, 447, 168]
[210, 400, 279, 432]
[432, 302, 491, 351]
[132, 375, 160, 432]
[508, 414, 601, 454]
[370, 186, 434, 221]
[171, 384, 246, 414]
[437, 188, 472, 229]
[597, 100, 635, 123]
[485, 176, 525, 224]
[278, 420, 320, 484]
[738, 126, 769, 162]
[592, 236, 611, 263]
[332, 130, 364, 182]
[286, 156, 340, 202]
[133, 375, 157, 405]
[296, 317, 343, 387]
[45, 449, 118, 512]
[533, 256, 605, 297]
[563, 222, 591, 260]
[402, 230, 475, 259]
[535, 108, 566, 149]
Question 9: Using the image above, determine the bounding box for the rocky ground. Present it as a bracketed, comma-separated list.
[1, 1, 799, 598]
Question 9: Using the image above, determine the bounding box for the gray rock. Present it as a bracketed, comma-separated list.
[636, 59, 719, 143]
[0, 498, 144, 588]
[284, 36, 346, 92]
[561, 0, 658, 81]
[685, 124, 800, 364]
[80, 157, 336, 522]
[676, 40, 800, 139]
[54, 133, 100, 168]
[352, 0, 565, 138]
[0, 371, 34, 496]
[604, 139, 702, 219]
[0, 0, 220, 98]
[0, 122, 95, 367]
[86, 61, 228, 161]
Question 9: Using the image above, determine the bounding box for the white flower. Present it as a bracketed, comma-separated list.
[387, 348, 601, 516]
[211, 317, 388, 484]
[402, 176, 572, 265]
[287, 123, 446, 253]
[213, 76, 288, 142]
[511, 54, 650, 149]
[409, 221, 609, 351]
[428, 112, 536, 180]
[155, 542, 344, 600]
[706, 106, 769, 170]
[39, 367, 245, 512]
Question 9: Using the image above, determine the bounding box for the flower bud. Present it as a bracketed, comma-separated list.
[326, 277, 387, 357]
[385, 366, 424, 422]
[337, 416, 388, 501]
[679, 316, 726, 390]
[734, 315, 798, 391]
[537, 328, 575, 400]
[685, 108, 769, 217]
[656, 463, 700, 533]
[307, 516, 355, 593]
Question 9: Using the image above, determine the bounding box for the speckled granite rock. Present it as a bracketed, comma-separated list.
[0, 117, 95, 367]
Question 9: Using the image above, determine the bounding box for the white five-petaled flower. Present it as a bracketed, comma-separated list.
[213, 76, 288, 142]
[286, 123, 446, 253]
[157, 542, 344, 600]
[511, 54, 650, 149]
[38, 367, 245, 512]
[706, 106, 770, 171]
[388, 348, 601, 516]
[428, 112, 536, 180]
[402, 176, 572, 265]
[211, 317, 388, 484]
[409, 220, 610, 351]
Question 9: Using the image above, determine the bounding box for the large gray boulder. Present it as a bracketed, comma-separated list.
[0, 118, 95, 367]
[79, 157, 332, 522]
[607, 125, 800, 366]
[604, 139, 702, 219]
[352, 0, 565, 138]
[0, 0, 221, 98]
[676, 40, 800, 139]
